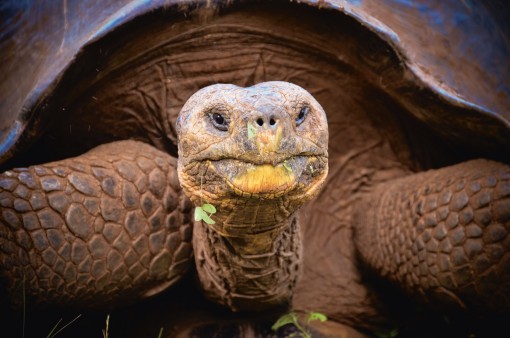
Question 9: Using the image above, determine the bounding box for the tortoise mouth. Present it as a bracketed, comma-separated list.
[210, 155, 327, 198]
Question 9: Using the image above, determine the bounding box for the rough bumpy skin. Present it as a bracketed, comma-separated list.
[177, 81, 328, 311]
[193, 216, 302, 311]
[355, 159, 510, 312]
[0, 140, 193, 308]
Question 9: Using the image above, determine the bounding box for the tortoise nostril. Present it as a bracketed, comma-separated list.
[256, 118, 264, 126]
[269, 118, 276, 126]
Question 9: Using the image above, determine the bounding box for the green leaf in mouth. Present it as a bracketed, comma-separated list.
[201, 203, 216, 213]
[283, 160, 293, 173]
[247, 122, 257, 140]
[194, 203, 217, 225]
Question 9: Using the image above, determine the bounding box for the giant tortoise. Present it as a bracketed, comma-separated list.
[1, 0, 509, 337]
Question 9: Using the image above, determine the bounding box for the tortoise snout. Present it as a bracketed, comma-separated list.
[253, 115, 279, 130]
[247, 104, 288, 131]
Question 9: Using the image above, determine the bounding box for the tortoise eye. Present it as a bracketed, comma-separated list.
[209, 112, 228, 131]
[296, 106, 310, 126]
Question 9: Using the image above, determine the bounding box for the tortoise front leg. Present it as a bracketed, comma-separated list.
[354, 159, 510, 312]
[0, 140, 193, 308]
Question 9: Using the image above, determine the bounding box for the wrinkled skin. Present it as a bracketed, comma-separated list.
[177, 82, 328, 310]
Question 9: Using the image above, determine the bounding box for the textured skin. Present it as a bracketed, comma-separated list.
[177, 82, 328, 311]
[0, 140, 193, 308]
[354, 159, 510, 312]
[193, 216, 302, 311]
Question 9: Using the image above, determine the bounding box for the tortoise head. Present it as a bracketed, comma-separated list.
[176, 81, 328, 236]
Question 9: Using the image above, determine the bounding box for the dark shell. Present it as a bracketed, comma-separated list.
[1, 0, 509, 164]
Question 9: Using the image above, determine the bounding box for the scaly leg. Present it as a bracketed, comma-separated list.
[0, 140, 193, 308]
[354, 159, 510, 313]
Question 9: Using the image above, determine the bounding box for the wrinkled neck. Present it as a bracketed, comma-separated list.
[193, 214, 302, 311]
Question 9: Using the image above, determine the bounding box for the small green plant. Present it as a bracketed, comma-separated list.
[157, 327, 164, 338]
[307, 312, 327, 322]
[102, 314, 110, 338]
[309, 165, 314, 173]
[46, 314, 82, 338]
[194, 203, 217, 225]
[196, 176, 217, 225]
[272, 311, 327, 338]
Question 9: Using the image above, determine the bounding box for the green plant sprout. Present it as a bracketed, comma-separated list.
[45, 314, 82, 338]
[272, 311, 327, 338]
[307, 312, 327, 322]
[309, 165, 314, 173]
[195, 203, 217, 225]
[283, 160, 293, 173]
[102, 314, 110, 338]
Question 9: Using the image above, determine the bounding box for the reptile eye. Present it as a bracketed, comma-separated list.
[296, 106, 310, 126]
[209, 112, 228, 131]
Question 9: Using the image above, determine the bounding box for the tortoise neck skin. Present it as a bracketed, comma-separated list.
[176, 81, 328, 311]
[193, 213, 302, 311]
